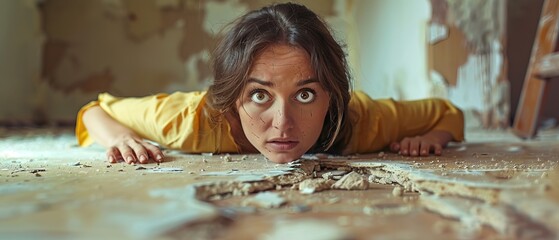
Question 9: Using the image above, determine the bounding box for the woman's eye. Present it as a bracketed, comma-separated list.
[250, 91, 271, 104]
[295, 90, 315, 103]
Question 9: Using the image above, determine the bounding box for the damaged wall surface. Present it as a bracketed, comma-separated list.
[429, 0, 509, 129]
[1, 0, 345, 124]
[2, 0, 540, 131]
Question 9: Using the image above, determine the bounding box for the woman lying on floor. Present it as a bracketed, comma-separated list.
[76, 2, 464, 164]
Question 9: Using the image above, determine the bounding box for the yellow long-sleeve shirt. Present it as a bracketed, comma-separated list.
[75, 91, 464, 154]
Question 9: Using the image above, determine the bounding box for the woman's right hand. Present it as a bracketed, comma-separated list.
[106, 134, 164, 164]
[82, 106, 165, 164]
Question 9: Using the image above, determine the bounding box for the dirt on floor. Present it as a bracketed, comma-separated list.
[1, 127, 558, 239]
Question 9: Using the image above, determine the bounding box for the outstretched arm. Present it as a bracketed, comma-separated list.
[386, 97, 463, 157]
[389, 129, 453, 156]
[344, 92, 464, 156]
[82, 106, 163, 164]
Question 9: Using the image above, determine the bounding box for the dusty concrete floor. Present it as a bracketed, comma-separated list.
[1, 127, 559, 240]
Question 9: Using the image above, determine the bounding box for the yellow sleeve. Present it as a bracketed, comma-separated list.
[344, 91, 464, 154]
[75, 91, 239, 153]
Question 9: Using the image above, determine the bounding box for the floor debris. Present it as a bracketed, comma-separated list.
[242, 192, 286, 208]
[1, 128, 559, 239]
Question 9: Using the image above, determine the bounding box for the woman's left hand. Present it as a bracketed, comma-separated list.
[389, 130, 453, 157]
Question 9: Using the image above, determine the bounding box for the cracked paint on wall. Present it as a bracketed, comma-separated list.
[2, 0, 343, 123]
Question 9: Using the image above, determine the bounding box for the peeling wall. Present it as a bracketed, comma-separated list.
[1, 0, 349, 124]
[1, 0, 516, 129]
[428, 0, 509, 129]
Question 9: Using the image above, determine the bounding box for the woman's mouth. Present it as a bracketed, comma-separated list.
[266, 139, 299, 151]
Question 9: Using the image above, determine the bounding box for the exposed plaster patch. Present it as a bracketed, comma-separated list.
[65, 69, 115, 93]
[122, 0, 162, 40]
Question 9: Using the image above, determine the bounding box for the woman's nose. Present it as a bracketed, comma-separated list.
[271, 100, 294, 131]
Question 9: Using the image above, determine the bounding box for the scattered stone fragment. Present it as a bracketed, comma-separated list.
[208, 194, 223, 201]
[322, 170, 348, 180]
[149, 167, 183, 173]
[222, 154, 232, 162]
[241, 155, 248, 161]
[299, 178, 335, 194]
[29, 169, 45, 174]
[332, 172, 369, 190]
[322, 172, 333, 180]
[337, 167, 352, 172]
[368, 175, 376, 183]
[290, 183, 299, 190]
[267, 171, 309, 185]
[378, 151, 385, 158]
[242, 192, 286, 208]
[392, 186, 404, 197]
[195, 181, 276, 200]
[135, 166, 147, 170]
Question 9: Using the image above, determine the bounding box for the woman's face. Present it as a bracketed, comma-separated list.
[236, 44, 330, 163]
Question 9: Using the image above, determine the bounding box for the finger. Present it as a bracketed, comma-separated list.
[399, 138, 411, 156]
[420, 141, 430, 156]
[130, 144, 149, 164]
[106, 147, 121, 163]
[432, 144, 443, 156]
[409, 137, 420, 156]
[390, 142, 400, 152]
[118, 145, 136, 164]
[143, 143, 164, 162]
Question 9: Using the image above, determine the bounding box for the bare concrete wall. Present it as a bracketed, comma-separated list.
[0, 0, 43, 124]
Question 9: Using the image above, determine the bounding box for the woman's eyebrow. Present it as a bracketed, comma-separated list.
[246, 77, 318, 87]
[297, 78, 318, 87]
[247, 78, 273, 87]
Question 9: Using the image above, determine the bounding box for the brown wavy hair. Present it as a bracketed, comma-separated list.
[207, 2, 352, 154]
